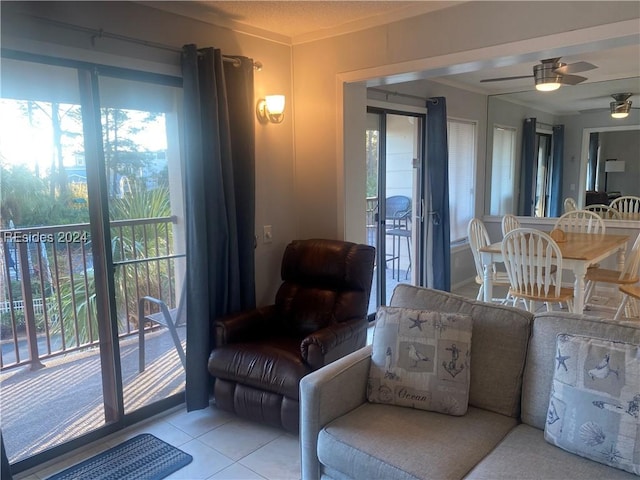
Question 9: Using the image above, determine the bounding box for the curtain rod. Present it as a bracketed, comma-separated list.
[25, 14, 262, 69]
[369, 87, 430, 103]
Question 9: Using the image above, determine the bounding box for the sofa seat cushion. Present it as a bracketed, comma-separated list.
[464, 424, 637, 479]
[317, 403, 517, 480]
[208, 337, 310, 399]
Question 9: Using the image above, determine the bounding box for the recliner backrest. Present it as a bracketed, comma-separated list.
[275, 239, 375, 337]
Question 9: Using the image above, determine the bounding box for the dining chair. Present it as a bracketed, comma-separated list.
[613, 284, 640, 320]
[501, 228, 574, 313]
[501, 214, 520, 237]
[553, 210, 606, 234]
[584, 204, 622, 220]
[610, 195, 640, 216]
[467, 218, 510, 303]
[563, 197, 577, 213]
[584, 232, 640, 306]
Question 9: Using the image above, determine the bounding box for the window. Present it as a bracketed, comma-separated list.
[490, 125, 517, 216]
[447, 119, 476, 243]
[0, 53, 185, 468]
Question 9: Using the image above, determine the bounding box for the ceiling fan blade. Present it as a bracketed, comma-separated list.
[480, 75, 533, 83]
[554, 61, 597, 75]
[560, 74, 588, 85]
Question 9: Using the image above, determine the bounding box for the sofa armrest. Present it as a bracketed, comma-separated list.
[299, 344, 372, 480]
[214, 305, 276, 346]
[301, 318, 367, 370]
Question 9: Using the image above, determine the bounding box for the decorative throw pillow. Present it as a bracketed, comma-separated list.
[367, 306, 472, 415]
[544, 334, 640, 475]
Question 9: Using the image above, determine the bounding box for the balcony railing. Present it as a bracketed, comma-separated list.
[0, 216, 182, 371]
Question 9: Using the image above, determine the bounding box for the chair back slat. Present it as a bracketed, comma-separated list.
[619, 233, 640, 281]
[610, 195, 640, 214]
[468, 218, 492, 279]
[553, 210, 606, 234]
[563, 197, 577, 212]
[502, 228, 564, 300]
[501, 214, 520, 236]
[585, 204, 622, 219]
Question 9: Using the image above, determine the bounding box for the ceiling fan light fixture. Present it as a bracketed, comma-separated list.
[610, 101, 631, 118]
[610, 93, 632, 119]
[534, 63, 563, 92]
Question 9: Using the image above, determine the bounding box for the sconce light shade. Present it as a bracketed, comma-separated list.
[534, 63, 562, 92]
[610, 93, 632, 119]
[257, 95, 285, 124]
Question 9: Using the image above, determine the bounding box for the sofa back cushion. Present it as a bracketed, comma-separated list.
[521, 312, 640, 430]
[390, 285, 532, 418]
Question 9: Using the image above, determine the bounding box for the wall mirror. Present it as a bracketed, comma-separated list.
[485, 77, 640, 218]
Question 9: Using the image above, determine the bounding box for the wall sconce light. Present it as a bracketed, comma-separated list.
[256, 95, 285, 124]
[610, 93, 632, 119]
[534, 63, 562, 92]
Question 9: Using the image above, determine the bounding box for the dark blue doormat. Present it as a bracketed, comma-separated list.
[46, 433, 193, 480]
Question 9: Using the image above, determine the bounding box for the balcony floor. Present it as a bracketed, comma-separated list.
[1, 326, 185, 464]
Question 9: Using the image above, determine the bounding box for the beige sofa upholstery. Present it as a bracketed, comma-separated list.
[300, 285, 639, 480]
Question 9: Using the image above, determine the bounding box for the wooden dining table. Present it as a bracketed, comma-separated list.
[479, 231, 630, 314]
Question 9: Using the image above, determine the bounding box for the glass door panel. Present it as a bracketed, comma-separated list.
[97, 76, 186, 414]
[0, 59, 105, 462]
[366, 109, 423, 316]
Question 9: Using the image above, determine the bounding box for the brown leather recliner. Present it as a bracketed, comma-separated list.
[208, 239, 375, 433]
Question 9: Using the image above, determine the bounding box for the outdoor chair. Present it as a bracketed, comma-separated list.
[138, 281, 186, 372]
[385, 195, 412, 279]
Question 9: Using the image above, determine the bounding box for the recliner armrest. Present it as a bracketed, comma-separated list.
[214, 305, 277, 346]
[301, 318, 368, 369]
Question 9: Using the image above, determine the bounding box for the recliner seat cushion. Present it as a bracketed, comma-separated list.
[208, 337, 311, 399]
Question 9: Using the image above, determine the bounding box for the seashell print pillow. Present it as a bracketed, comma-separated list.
[367, 306, 472, 416]
[544, 334, 640, 475]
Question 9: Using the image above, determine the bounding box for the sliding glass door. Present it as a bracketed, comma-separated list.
[0, 53, 185, 469]
[366, 108, 425, 316]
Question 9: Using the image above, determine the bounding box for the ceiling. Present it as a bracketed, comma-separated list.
[146, 1, 640, 115]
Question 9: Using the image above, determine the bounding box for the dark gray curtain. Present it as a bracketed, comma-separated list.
[587, 132, 599, 191]
[181, 45, 256, 410]
[548, 125, 564, 217]
[519, 118, 537, 216]
[425, 97, 450, 291]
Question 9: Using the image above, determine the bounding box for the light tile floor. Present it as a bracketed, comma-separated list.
[17, 404, 301, 480]
[15, 281, 637, 480]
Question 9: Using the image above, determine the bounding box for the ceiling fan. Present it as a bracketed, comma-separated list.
[481, 57, 598, 91]
[585, 93, 640, 118]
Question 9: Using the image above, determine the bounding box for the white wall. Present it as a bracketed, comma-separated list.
[1, 1, 296, 305]
[599, 130, 640, 195]
[557, 109, 640, 206]
[292, 1, 639, 240]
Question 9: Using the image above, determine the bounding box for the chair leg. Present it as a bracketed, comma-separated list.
[614, 294, 628, 320]
[476, 285, 483, 301]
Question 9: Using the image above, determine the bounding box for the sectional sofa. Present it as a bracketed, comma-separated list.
[300, 284, 639, 479]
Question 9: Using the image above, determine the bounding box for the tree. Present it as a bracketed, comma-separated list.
[102, 108, 159, 197]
